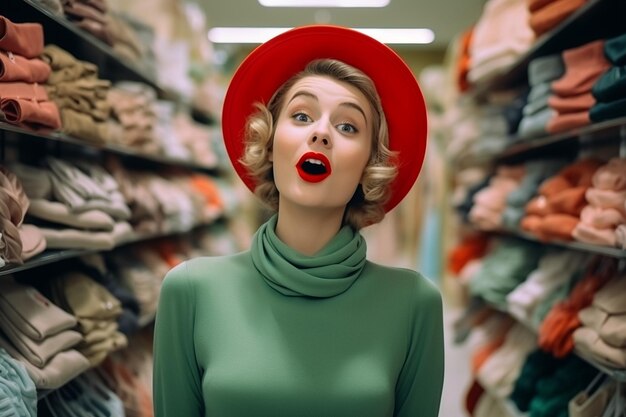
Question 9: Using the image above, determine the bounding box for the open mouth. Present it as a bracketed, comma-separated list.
[296, 152, 332, 183]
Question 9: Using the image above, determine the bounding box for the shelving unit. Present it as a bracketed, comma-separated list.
[0, 2, 240, 405]
[6, 0, 169, 100]
[0, 1, 235, 276]
[451, 1, 626, 413]
[468, 0, 626, 101]
[495, 227, 626, 259]
[497, 117, 626, 163]
[0, 218, 224, 277]
[0, 122, 224, 174]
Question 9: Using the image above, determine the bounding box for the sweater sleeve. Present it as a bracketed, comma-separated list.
[394, 276, 445, 417]
[153, 262, 204, 417]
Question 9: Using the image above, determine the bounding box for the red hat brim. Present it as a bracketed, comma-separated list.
[222, 25, 427, 212]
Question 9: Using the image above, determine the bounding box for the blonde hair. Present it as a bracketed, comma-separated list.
[240, 59, 397, 230]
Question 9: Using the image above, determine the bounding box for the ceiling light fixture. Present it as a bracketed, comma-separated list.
[208, 27, 434, 45]
[258, 0, 390, 7]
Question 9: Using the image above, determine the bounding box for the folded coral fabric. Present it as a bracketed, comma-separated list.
[552, 40, 611, 97]
[546, 185, 588, 216]
[0, 16, 44, 58]
[538, 257, 614, 357]
[548, 92, 595, 114]
[0, 98, 62, 130]
[0, 82, 49, 102]
[0, 52, 51, 83]
[540, 158, 603, 195]
[528, 0, 586, 37]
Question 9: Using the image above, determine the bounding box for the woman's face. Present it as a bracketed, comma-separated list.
[271, 75, 373, 212]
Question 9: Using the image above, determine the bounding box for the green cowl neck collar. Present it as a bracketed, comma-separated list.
[251, 215, 367, 298]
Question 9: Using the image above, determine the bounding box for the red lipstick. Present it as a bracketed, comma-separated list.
[296, 152, 332, 183]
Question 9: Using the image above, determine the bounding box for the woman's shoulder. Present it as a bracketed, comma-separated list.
[161, 251, 252, 290]
[363, 261, 442, 304]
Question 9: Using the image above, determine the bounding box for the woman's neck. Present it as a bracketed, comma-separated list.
[274, 201, 345, 256]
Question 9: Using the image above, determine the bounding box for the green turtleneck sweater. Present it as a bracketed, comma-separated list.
[153, 215, 444, 417]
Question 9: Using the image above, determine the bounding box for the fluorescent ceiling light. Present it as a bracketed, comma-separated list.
[208, 27, 434, 45]
[259, 0, 390, 6]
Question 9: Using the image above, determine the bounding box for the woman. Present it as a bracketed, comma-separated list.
[153, 25, 444, 417]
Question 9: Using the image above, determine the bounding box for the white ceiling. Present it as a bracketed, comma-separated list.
[193, 0, 486, 50]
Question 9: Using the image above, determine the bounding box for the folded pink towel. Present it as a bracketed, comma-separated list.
[573, 223, 617, 247]
[586, 188, 626, 212]
[592, 158, 626, 191]
[580, 205, 626, 229]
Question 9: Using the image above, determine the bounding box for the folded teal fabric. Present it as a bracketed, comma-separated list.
[529, 355, 597, 417]
[518, 107, 555, 139]
[528, 54, 565, 87]
[591, 66, 626, 102]
[0, 347, 37, 416]
[589, 97, 626, 123]
[604, 32, 626, 65]
[469, 237, 544, 309]
[510, 348, 568, 412]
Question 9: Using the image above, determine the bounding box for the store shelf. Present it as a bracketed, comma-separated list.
[6, 0, 160, 91]
[3, 0, 214, 122]
[0, 122, 220, 174]
[494, 227, 626, 259]
[497, 118, 626, 162]
[0, 249, 98, 277]
[468, 0, 626, 101]
[0, 219, 222, 278]
[482, 296, 626, 385]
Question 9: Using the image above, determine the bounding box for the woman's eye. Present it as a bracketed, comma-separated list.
[293, 112, 311, 123]
[337, 123, 358, 134]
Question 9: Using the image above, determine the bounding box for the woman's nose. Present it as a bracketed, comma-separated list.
[309, 122, 332, 148]
[310, 135, 330, 146]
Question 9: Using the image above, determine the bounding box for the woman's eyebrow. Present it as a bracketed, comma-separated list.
[287, 90, 317, 104]
[288, 90, 368, 123]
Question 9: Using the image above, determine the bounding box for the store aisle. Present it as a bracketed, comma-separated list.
[439, 304, 472, 417]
